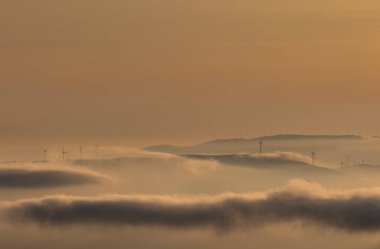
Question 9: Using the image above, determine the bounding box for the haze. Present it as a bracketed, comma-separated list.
[2, 1, 380, 249]
[2, 0, 380, 146]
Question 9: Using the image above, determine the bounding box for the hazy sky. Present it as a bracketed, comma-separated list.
[1, 0, 380, 146]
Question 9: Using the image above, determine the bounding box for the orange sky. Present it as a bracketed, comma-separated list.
[1, 0, 380, 146]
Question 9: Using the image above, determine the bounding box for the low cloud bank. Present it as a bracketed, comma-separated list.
[3, 180, 380, 232]
[255, 152, 313, 164]
[185, 152, 329, 169]
[0, 165, 107, 188]
[73, 151, 219, 174]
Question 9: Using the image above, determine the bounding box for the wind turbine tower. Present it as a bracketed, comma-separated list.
[259, 139, 263, 155]
[311, 151, 317, 166]
[79, 144, 83, 160]
[62, 147, 68, 161]
[43, 149, 48, 162]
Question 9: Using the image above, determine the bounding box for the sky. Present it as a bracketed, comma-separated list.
[1, 0, 380, 147]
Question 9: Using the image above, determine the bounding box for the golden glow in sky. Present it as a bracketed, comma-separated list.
[1, 0, 380, 145]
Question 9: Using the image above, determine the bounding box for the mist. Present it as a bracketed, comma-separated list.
[2, 0, 380, 247]
[1, 136, 380, 249]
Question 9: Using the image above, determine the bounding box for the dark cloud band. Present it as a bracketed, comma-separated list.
[4, 190, 380, 232]
[0, 169, 102, 188]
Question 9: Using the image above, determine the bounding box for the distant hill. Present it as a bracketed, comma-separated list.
[145, 134, 363, 155]
[255, 134, 362, 141]
[184, 153, 339, 174]
[201, 134, 362, 145]
[182, 153, 344, 185]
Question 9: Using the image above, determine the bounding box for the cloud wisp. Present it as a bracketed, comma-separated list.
[186, 152, 312, 165]
[3, 180, 380, 232]
[72, 149, 219, 174]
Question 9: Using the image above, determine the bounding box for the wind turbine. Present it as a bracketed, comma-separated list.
[258, 139, 263, 155]
[79, 144, 83, 160]
[311, 150, 317, 166]
[42, 149, 48, 162]
[62, 146, 68, 161]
